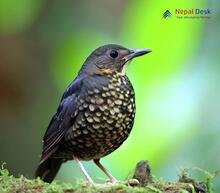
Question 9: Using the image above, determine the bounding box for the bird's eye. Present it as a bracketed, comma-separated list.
[110, 50, 118, 58]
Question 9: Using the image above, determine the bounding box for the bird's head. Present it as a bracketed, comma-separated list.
[81, 44, 152, 75]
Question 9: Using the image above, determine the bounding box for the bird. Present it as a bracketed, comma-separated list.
[35, 44, 151, 184]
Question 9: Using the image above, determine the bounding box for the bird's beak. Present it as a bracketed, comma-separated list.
[123, 48, 152, 62]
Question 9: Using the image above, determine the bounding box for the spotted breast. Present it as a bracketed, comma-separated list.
[55, 72, 135, 161]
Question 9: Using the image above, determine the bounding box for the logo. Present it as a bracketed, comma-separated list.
[163, 9, 211, 19]
[163, 10, 172, 18]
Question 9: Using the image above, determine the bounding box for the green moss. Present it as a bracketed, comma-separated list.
[0, 164, 217, 193]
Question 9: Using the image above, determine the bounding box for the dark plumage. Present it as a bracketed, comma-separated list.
[35, 44, 151, 183]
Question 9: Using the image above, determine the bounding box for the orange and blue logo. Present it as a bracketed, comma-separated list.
[163, 9, 211, 19]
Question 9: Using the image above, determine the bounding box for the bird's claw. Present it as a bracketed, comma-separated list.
[95, 182, 118, 188]
[94, 179, 140, 188]
[123, 178, 140, 187]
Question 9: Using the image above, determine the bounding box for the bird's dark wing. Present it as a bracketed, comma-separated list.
[40, 76, 84, 163]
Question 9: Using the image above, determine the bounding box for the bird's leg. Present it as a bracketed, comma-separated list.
[93, 159, 118, 183]
[73, 156, 94, 184]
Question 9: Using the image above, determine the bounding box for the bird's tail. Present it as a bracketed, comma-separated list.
[34, 158, 62, 183]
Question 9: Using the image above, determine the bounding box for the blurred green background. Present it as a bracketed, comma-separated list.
[0, 0, 219, 191]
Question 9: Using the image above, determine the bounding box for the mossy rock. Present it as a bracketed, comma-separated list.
[0, 161, 216, 193]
